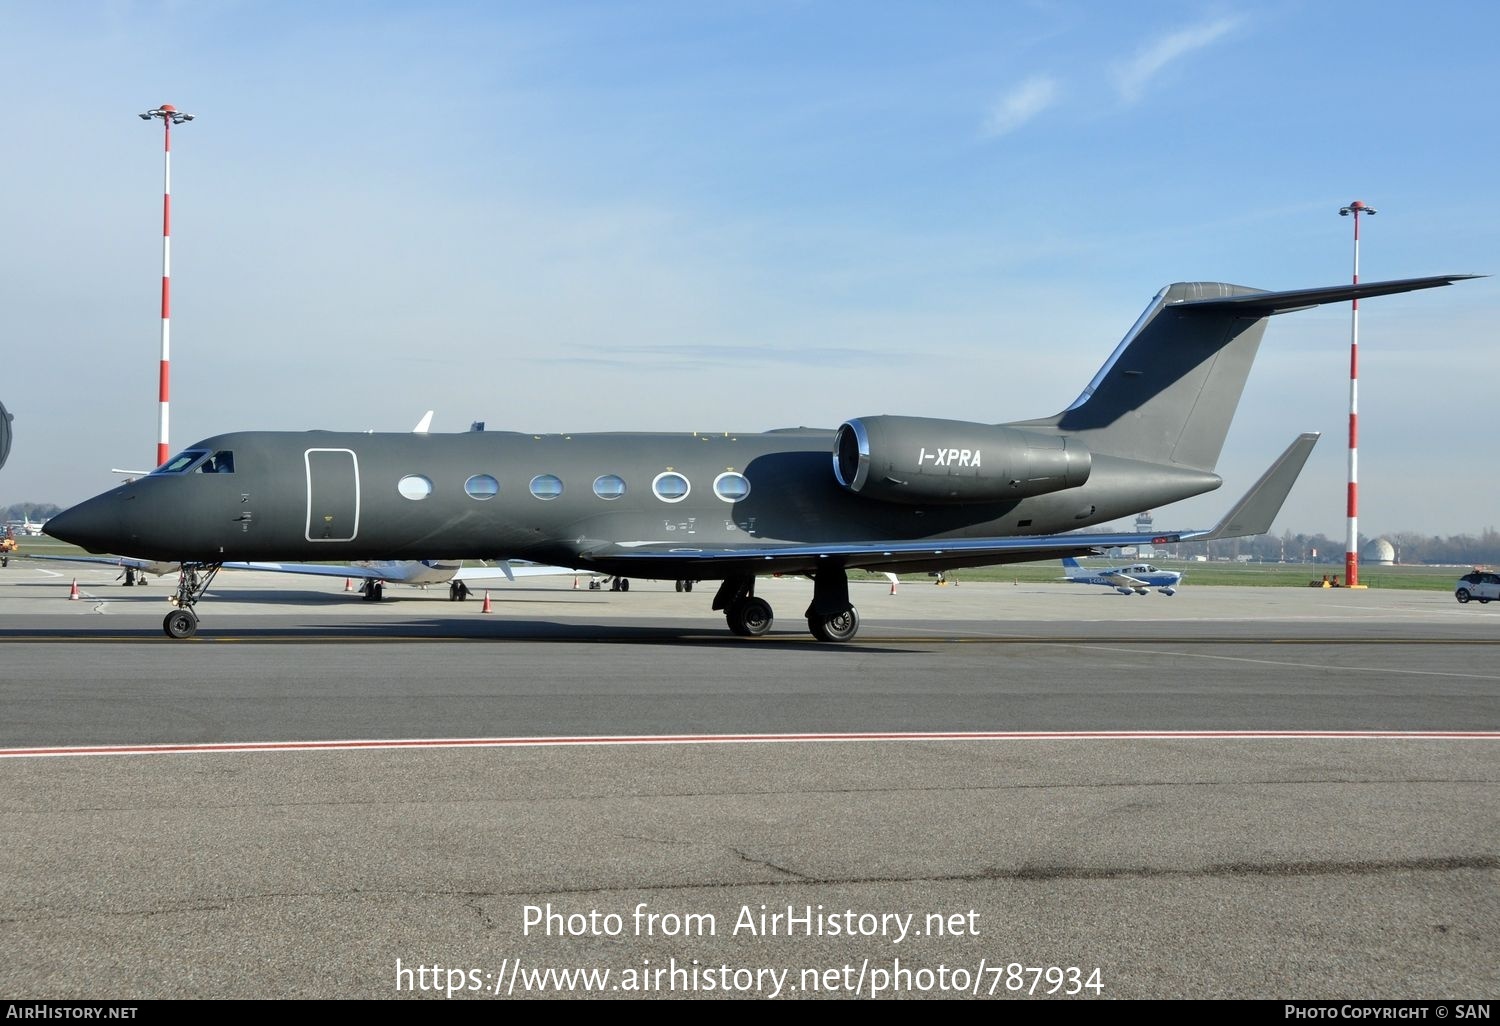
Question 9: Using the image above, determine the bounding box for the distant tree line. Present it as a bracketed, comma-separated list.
[3, 502, 61, 524]
[1151, 528, 1500, 566]
[1382, 529, 1500, 566]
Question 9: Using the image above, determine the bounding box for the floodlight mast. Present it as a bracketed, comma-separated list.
[139, 104, 195, 468]
[1337, 199, 1375, 588]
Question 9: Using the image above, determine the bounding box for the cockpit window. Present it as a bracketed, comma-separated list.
[195, 451, 235, 474]
[152, 449, 210, 475]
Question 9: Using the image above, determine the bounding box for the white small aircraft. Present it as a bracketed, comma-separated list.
[5, 516, 47, 537]
[31, 553, 576, 599]
[230, 558, 575, 600]
[1061, 557, 1182, 596]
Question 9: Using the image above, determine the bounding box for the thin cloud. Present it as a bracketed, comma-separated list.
[1112, 16, 1243, 104]
[983, 75, 1060, 138]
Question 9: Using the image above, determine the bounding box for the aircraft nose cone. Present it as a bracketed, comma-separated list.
[44, 495, 128, 553]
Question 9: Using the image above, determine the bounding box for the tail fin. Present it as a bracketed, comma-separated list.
[1060, 557, 1088, 579]
[1028, 275, 1476, 472]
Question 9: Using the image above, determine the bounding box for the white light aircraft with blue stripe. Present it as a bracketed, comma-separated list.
[1061, 557, 1181, 595]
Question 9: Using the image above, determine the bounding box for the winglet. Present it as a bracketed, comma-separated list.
[1188, 432, 1319, 542]
[412, 411, 434, 434]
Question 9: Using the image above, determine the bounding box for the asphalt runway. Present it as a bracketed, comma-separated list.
[1, 566, 1497, 999]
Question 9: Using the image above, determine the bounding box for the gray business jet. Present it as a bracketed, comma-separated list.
[46, 275, 1475, 641]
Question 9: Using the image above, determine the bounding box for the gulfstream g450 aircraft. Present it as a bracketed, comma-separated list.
[46, 275, 1475, 641]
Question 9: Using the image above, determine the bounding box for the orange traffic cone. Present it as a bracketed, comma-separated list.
[481, 590, 493, 613]
[889, 577, 897, 596]
[68, 579, 80, 600]
[344, 577, 353, 592]
[572, 574, 579, 590]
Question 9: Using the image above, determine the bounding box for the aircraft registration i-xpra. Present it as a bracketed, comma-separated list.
[46, 274, 1478, 641]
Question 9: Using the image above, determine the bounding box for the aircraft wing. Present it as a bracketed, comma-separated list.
[592, 433, 1318, 575]
[226, 559, 582, 583]
[30, 555, 579, 584]
[35, 556, 403, 581]
[222, 561, 389, 580]
[596, 531, 1182, 575]
[27, 553, 179, 576]
[453, 561, 581, 582]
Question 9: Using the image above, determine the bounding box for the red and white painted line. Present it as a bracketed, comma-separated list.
[2, 729, 1497, 759]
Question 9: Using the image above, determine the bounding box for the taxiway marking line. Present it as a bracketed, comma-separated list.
[1070, 644, 1500, 681]
[3, 730, 1497, 759]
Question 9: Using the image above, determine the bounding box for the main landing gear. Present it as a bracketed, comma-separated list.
[162, 562, 222, 639]
[360, 579, 387, 601]
[712, 570, 862, 643]
[587, 576, 631, 592]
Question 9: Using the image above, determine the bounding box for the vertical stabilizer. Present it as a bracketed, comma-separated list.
[1023, 275, 1476, 473]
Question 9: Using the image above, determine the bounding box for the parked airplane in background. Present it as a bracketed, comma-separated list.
[44, 274, 1475, 641]
[33, 553, 570, 599]
[5, 516, 47, 537]
[1061, 557, 1182, 595]
[232, 557, 574, 600]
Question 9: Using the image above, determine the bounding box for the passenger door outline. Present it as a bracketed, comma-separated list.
[305, 448, 360, 542]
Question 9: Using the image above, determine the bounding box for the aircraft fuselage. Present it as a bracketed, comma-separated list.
[52, 428, 1221, 578]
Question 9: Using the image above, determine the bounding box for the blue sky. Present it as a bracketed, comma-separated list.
[4, 1, 1496, 538]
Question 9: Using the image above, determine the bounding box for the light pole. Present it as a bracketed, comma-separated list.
[139, 104, 196, 468]
[1338, 199, 1374, 588]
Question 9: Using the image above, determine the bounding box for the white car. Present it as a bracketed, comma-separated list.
[1455, 571, 1500, 604]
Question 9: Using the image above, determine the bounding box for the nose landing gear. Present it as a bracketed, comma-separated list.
[164, 608, 197, 639]
[162, 563, 221, 639]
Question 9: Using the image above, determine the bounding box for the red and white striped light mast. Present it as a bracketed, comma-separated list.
[1338, 199, 1374, 589]
[138, 103, 195, 467]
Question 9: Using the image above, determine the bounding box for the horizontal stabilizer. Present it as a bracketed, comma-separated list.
[1186, 432, 1319, 542]
[1172, 275, 1482, 316]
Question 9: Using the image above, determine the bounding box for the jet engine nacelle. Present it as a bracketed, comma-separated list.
[833, 416, 1091, 504]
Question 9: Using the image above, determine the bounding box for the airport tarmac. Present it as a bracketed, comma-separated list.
[1, 564, 1496, 999]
